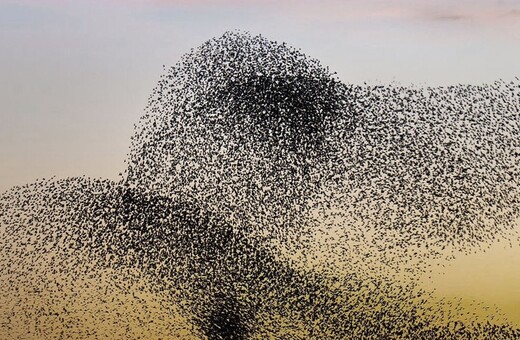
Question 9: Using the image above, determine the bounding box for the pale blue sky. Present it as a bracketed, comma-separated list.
[1, 0, 519, 192]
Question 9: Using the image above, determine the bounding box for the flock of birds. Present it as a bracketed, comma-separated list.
[1, 31, 519, 339]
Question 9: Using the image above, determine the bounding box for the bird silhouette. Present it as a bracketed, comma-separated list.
[1, 31, 519, 339]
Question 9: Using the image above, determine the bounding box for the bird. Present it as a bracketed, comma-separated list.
[0, 31, 519, 339]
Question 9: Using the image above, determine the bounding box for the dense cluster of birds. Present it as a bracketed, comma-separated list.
[1, 31, 519, 339]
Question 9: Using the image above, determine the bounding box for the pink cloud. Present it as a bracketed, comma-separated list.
[5, 0, 520, 28]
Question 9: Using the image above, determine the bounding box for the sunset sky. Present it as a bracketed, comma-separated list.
[1, 0, 519, 192]
[1, 0, 520, 331]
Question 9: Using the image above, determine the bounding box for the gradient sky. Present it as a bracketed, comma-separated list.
[1, 0, 519, 192]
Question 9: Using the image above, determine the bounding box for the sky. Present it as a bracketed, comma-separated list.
[1, 0, 520, 329]
[1, 0, 520, 192]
